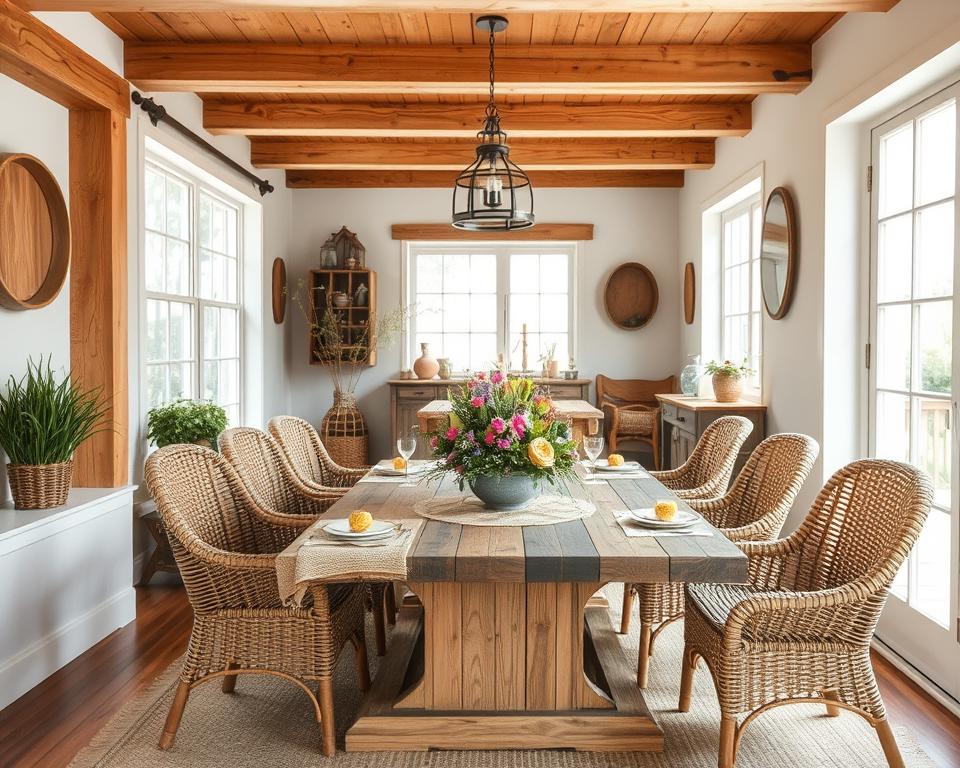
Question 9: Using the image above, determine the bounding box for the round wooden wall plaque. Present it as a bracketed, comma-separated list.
[0, 153, 70, 311]
[604, 262, 659, 330]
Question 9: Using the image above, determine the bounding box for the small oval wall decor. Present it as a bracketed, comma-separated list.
[0, 153, 70, 311]
[683, 262, 695, 324]
[604, 262, 659, 330]
[272, 257, 287, 323]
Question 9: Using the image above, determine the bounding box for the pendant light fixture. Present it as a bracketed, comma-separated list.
[451, 15, 535, 231]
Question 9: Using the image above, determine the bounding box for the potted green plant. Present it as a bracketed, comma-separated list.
[147, 399, 228, 448]
[0, 358, 109, 510]
[705, 359, 755, 403]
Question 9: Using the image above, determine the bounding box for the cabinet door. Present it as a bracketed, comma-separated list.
[671, 429, 695, 468]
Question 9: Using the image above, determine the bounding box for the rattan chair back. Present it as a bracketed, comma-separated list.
[268, 414, 358, 487]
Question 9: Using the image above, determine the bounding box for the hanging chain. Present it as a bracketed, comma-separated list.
[486, 21, 497, 117]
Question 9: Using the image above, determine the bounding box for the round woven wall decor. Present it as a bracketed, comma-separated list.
[0, 153, 70, 311]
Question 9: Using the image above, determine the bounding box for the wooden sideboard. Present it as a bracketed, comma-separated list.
[389, 378, 591, 458]
[655, 394, 766, 476]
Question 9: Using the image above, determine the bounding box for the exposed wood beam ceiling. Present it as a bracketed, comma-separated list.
[48, 3, 896, 187]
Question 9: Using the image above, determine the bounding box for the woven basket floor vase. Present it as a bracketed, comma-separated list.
[679, 459, 933, 768]
[321, 391, 369, 467]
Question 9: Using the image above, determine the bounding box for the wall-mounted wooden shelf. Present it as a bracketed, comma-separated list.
[308, 268, 377, 367]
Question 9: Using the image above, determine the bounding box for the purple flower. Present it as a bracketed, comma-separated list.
[465, 430, 477, 445]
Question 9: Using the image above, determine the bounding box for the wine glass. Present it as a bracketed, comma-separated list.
[397, 432, 417, 479]
[582, 436, 604, 474]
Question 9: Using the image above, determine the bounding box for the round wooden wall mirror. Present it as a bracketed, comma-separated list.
[760, 186, 797, 320]
[0, 153, 70, 311]
[604, 262, 659, 330]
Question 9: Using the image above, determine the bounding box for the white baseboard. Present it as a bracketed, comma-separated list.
[872, 637, 960, 720]
[0, 587, 136, 711]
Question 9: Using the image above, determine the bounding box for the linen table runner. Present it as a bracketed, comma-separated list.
[414, 494, 595, 527]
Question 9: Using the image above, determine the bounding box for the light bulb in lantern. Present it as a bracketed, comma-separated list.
[483, 174, 503, 208]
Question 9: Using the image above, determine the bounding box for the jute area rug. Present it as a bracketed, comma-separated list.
[70, 585, 937, 768]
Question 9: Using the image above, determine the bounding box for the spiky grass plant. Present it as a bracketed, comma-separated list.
[0, 358, 109, 466]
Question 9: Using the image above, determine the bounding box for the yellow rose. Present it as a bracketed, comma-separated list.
[527, 437, 555, 468]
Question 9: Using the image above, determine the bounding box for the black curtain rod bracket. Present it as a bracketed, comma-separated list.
[132, 91, 274, 196]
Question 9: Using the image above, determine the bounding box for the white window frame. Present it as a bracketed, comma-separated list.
[401, 242, 578, 373]
[142, 155, 244, 423]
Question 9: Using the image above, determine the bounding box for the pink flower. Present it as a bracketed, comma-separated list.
[470, 396, 484, 408]
[491, 370, 504, 384]
[491, 417, 506, 434]
[447, 451, 457, 463]
[476, 371, 487, 380]
[446, 426, 459, 441]
[484, 431, 496, 446]
[429, 436, 439, 450]
[496, 438, 511, 450]
[511, 413, 527, 437]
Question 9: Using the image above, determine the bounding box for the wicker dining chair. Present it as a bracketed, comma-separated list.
[144, 444, 370, 757]
[620, 415, 753, 634]
[678, 459, 933, 768]
[268, 415, 368, 492]
[221, 426, 392, 656]
[627, 433, 819, 687]
[596, 375, 676, 470]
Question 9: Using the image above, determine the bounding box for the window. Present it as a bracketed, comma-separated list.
[720, 195, 763, 393]
[406, 244, 575, 374]
[869, 88, 957, 631]
[143, 159, 243, 424]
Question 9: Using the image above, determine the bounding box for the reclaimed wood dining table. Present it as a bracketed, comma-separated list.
[311, 467, 747, 753]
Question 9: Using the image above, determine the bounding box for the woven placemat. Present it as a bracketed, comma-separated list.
[413, 494, 595, 526]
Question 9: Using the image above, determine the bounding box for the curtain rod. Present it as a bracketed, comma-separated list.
[131, 92, 274, 196]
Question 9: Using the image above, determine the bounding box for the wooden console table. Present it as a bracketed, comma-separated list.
[655, 394, 766, 475]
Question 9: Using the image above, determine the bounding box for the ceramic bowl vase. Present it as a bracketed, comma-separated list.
[468, 474, 539, 511]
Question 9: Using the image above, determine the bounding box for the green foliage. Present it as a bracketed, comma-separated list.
[424, 372, 579, 489]
[147, 398, 228, 448]
[0, 357, 109, 465]
[705, 359, 754, 379]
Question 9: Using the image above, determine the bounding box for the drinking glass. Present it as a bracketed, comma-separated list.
[397, 433, 417, 478]
[582, 436, 604, 474]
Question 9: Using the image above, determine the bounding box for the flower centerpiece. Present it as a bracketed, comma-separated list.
[426, 371, 578, 511]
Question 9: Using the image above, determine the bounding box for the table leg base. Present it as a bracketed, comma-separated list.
[347, 600, 664, 752]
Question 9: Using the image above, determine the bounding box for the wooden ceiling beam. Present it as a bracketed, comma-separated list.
[285, 169, 685, 188]
[22, 2, 900, 13]
[251, 137, 714, 170]
[204, 100, 750, 138]
[125, 42, 811, 95]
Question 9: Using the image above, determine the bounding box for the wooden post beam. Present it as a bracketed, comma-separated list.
[0, 0, 129, 115]
[69, 109, 129, 487]
[126, 42, 811, 96]
[252, 137, 714, 170]
[285, 169, 684, 188]
[204, 99, 750, 138]
[21, 1, 901, 13]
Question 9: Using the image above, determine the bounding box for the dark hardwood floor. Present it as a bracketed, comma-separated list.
[1, 583, 958, 768]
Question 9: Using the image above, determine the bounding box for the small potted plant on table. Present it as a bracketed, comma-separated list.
[0, 358, 108, 510]
[426, 372, 578, 511]
[705, 359, 754, 403]
[147, 398, 228, 448]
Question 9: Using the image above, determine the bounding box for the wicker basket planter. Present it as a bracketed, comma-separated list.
[321, 391, 369, 466]
[711, 373, 744, 403]
[7, 460, 73, 509]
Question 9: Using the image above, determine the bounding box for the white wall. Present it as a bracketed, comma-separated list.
[677, 0, 960, 528]
[288, 188, 680, 460]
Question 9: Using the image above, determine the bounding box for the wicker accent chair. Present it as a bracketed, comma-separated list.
[679, 459, 933, 768]
[620, 415, 753, 635]
[596, 375, 676, 470]
[269, 415, 368, 493]
[219, 427, 391, 656]
[627, 433, 819, 687]
[144, 444, 370, 757]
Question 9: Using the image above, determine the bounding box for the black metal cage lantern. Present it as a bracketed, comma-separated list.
[451, 16, 535, 231]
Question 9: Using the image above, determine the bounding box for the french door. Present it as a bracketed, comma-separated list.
[868, 83, 960, 700]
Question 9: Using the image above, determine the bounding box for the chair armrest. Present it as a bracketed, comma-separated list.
[737, 537, 805, 589]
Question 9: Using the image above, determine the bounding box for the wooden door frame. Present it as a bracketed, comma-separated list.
[1, 0, 130, 486]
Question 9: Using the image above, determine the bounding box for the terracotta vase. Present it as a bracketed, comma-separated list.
[413, 342, 440, 379]
[712, 373, 743, 403]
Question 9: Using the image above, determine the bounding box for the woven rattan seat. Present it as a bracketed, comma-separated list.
[678, 459, 933, 768]
[626, 433, 819, 686]
[268, 415, 368, 491]
[145, 444, 370, 757]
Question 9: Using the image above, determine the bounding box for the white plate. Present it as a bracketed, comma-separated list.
[628, 508, 699, 528]
[593, 460, 643, 472]
[372, 460, 434, 477]
[322, 519, 397, 539]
